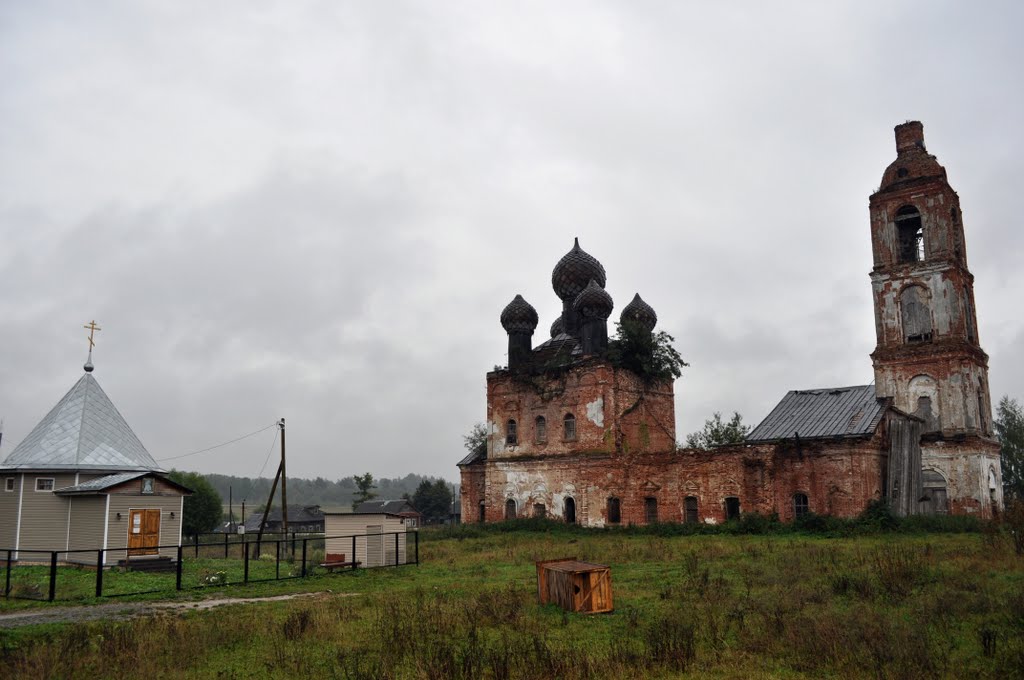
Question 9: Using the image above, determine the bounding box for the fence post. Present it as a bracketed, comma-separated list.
[224, 532, 229, 559]
[5, 549, 11, 597]
[176, 546, 183, 591]
[395, 532, 399, 566]
[194, 533, 199, 559]
[48, 552, 58, 602]
[244, 540, 250, 584]
[351, 536, 357, 570]
[301, 539, 307, 578]
[291, 531, 296, 557]
[95, 551, 104, 597]
[415, 530, 419, 566]
[275, 540, 280, 580]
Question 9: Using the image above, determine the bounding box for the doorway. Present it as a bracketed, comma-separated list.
[564, 497, 576, 524]
[127, 509, 161, 557]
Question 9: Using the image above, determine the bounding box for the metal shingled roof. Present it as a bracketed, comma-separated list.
[53, 471, 147, 493]
[746, 385, 887, 443]
[0, 372, 163, 472]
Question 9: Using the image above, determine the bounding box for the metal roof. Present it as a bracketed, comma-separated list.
[746, 385, 887, 443]
[0, 372, 163, 472]
[354, 499, 419, 515]
[457, 448, 484, 466]
[54, 471, 146, 494]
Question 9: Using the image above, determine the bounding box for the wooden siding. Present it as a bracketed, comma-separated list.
[107, 495, 183, 560]
[0, 475, 21, 549]
[67, 496, 107, 565]
[16, 473, 76, 555]
[323, 514, 407, 567]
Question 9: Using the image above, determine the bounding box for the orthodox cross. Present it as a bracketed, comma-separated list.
[84, 320, 102, 350]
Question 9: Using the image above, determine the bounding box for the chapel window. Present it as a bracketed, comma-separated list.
[533, 503, 546, 519]
[504, 498, 517, 520]
[684, 496, 699, 523]
[793, 493, 809, 518]
[896, 205, 924, 263]
[506, 419, 518, 446]
[607, 497, 621, 524]
[478, 502, 486, 523]
[725, 497, 741, 520]
[644, 497, 658, 524]
[563, 413, 577, 441]
[535, 416, 547, 443]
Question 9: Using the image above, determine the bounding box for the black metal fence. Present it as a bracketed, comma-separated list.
[1, 530, 419, 603]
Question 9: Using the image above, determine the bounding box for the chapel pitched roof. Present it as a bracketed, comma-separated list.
[746, 385, 888, 443]
[0, 372, 163, 472]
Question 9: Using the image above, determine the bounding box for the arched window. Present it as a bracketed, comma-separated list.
[684, 496, 699, 523]
[506, 419, 518, 446]
[563, 413, 577, 441]
[535, 416, 547, 443]
[564, 497, 576, 524]
[896, 205, 924, 263]
[793, 493, 809, 518]
[607, 497, 621, 524]
[900, 286, 932, 343]
[504, 498, 517, 520]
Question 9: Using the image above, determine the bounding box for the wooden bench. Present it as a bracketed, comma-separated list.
[319, 552, 361, 572]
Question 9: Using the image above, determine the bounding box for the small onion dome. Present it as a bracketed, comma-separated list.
[620, 293, 657, 332]
[500, 294, 539, 333]
[550, 316, 565, 338]
[573, 279, 614, 319]
[551, 237, 607, 301]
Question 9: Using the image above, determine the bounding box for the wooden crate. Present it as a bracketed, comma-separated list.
[535, 557, 613, 614]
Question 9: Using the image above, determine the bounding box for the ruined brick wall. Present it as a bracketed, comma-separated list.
[485, 359, 675, 461]
[921, 438, 1002, 517]
[461, 437, 888, 527]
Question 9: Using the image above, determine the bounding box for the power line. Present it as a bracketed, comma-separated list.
[156, 422, 278, 462]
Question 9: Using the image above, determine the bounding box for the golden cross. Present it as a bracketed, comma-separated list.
[84, 320, 102, 350]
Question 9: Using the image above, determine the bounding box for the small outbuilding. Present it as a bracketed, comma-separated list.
[536, 558, 613, 614]
[323, 510, 411, 567]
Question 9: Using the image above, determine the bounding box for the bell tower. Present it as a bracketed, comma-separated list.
[869, 121, 1001, 515]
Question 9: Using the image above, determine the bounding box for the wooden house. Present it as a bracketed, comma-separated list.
[323, 511, 410, 567]
[0, 363, 191, 565]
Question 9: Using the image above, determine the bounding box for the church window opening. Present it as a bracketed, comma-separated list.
[896, 205, 924, 263]
[920, 470, 948, 515]
[563, 413, 577, 441]
[607, 497, 621, 524]
[684, 496, 698, 523]
[900, 286, 932, 343]
[564, 496, 576, 524]
[533, 503, 546, 518]
[793, 493, 809, 518]
[964, 287, 976, 343]
[506, 419, 517, 446]
[504, 498, 517, 520]
[644, 497, 658, 524]
[725, 497, 741, 520]
[535, 416, 547, 443]
[479, 502, 486, 522]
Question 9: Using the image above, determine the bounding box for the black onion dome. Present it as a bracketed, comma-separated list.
[500, 294, 539, 333]
[550, 316, 564, 338]
[573, 279, 614, 319]
[551, 238, 607, 301]
[620, 293, 657, 331]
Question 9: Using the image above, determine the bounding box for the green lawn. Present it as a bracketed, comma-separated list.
[2, 527, 1023, 678]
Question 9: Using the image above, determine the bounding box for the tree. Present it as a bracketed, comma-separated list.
[685, 412, 751, 450]
[412, 479, 454, 524]
[352, 472, 377, 510]
[604, 320, 688, 384]
[996, 396, 1024, 500]
[168, 470, 223, 537]
[463, 422, 488, 459]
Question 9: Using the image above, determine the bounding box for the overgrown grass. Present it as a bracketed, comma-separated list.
[2, 526, 1022, 678]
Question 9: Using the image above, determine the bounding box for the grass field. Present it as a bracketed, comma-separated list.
[2, 522, 1022, 678]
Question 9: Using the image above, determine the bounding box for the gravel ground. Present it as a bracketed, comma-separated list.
[0, 592, 333, 629]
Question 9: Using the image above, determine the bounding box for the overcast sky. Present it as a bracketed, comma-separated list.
[2, 1, 1022, 483]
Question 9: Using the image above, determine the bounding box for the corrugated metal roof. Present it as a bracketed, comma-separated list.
[0, 372, 163, 472]
[457, 448, 484, 466]
[746, 385, 887, 443]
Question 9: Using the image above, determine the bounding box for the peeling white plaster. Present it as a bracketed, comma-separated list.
[586, 396, 604, 427]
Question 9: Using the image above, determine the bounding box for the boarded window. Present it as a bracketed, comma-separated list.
[920, 470, 948, 515]
[607, 497, 621, 524]
[644, 497, 658, 524]
[725, 497, 741, 520]
[896, 205, 924, 263]
[564, 497, 576, 523]
[793, 493, 809, 518]
[900, 286, 932, 343]
[506, 419, 518, 446]
[504, 498, 517, 520]
[535, 416, 547, 442]
[533, 503, 546, 518]
[684, 496, 698, 523]
[563, 413, 576, 440]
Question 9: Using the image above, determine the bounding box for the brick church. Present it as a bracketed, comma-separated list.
[458, 122, 1003, 526]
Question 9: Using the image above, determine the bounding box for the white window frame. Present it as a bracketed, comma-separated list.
[35, 477, 55, 492]
[4, 477, 13, 492]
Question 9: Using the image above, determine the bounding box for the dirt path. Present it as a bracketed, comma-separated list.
[0, 592, 339, 629]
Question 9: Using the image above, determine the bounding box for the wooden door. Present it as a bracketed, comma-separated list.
[128, 509, 161, 556]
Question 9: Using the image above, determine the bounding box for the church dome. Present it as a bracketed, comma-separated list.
[500, 294, 539, 333]
[550, 316, 565, 338]
[551, 238, 607, 301]
[573, 279, 614, 319]
[878, 121, 947, 192]
[620, 293, 657, 331]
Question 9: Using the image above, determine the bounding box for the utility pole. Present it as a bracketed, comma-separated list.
[255, 418, 288, 554]
[229, 485, 233, 527]
[280, 418, 289, 539]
